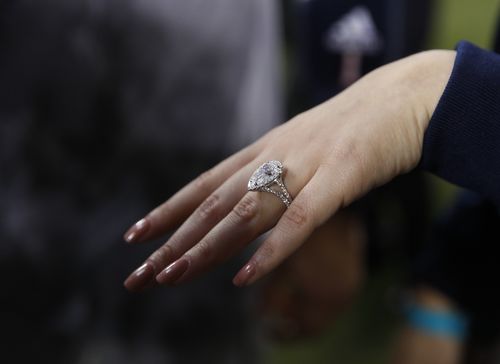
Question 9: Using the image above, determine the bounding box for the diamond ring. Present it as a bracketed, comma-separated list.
[248, 160, 292, 207]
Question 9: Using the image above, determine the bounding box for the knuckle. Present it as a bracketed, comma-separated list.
[282, 202, 309, 229]
[332, 136, 363, 165]
[150, 201, 171, 219]
[232, 195, 259, 223]
[257, 243, 275, 262]
[198, 194, 222, 222]
[147, 244, 173, 272]
[194, 239, 214, 261]
[194, 170, 213, 193]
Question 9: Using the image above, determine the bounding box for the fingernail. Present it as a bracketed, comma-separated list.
[124, 218, 149, 243]
[233, 263, 256, 287]
[124, 263, 155, 292]
[156, 259, 189, 285]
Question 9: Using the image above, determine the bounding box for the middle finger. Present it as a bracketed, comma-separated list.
[156, 157, 313, 285]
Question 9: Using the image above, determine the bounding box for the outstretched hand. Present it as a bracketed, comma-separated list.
[124, 50, 454, 291]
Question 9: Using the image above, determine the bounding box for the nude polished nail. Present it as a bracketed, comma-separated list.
[156, 259, 189, 285]
[124, 263, 155, 292]
[233, 263, 256, 287]
[124, 218, 150, 243]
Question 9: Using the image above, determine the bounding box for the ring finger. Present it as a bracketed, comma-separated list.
[155, 157, 314, 285]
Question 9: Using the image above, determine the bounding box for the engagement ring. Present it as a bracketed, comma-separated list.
[248, 160, 292, 207]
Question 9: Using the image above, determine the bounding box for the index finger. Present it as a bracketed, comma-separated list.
[123, 144, 259, 243]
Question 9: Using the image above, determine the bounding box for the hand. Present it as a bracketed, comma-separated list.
[390, 287, 464, 364]
[123, 50, 455, 291]
[258, 211, 366, 340]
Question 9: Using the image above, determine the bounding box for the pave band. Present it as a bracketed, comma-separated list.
[247, 160, 292, 208]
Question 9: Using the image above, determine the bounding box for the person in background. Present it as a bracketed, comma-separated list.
[0, 0, 282, 363]
[281, 3, 500, 363]
[394, 191, 500, 364]
[260, 0, 435, 345]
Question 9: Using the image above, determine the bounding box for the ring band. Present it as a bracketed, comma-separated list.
[248, 160, 293, 207]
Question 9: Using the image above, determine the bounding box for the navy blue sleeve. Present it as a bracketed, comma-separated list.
[420, 41, 500, 205]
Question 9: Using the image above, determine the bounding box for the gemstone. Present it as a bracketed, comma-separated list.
[248, 160, 282, 191]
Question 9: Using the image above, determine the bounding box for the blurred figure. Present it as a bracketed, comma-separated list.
[289, 0, 433, 109]
[259, 0, 433, 342]
[258, 210, 366, 339]
[398, 191, 500, 364]
[391, 286, 464, 364]
[260, 3, 500, 363]
[0, 0, 282, 363]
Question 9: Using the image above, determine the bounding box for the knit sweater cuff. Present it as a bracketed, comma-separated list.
[420, 41, 500, 204]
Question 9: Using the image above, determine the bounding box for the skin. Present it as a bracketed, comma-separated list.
[258, 211, 366, 340]
[123, 50, 456, 292]
[390, 286, 464, 364]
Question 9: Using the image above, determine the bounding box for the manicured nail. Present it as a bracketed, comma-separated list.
[233, 263, 256, 287]
[124, 263, 155, 292]
[156, 259, 189, 285]
[124, 218, 149, 243]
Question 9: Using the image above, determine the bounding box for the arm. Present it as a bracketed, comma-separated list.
[123, 49, 456, 291]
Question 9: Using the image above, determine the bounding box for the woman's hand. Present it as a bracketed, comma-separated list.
[123, 50, 455, 292]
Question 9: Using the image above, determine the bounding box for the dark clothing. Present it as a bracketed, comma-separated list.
[292, 0, 432, 109]
[420, 41, 500, 206]
[413, 192, 500, 338]
[416, 27, 500, 343]
[0, 1, 280, 362]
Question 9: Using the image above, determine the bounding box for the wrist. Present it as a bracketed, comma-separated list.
[373, 49, 456, 172]
[403, 286, 469, 341]
[364, 49, 456, 174]
[405, 50, 456, 148]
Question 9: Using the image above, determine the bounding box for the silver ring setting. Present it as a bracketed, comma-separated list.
[247, 160, 292, 207]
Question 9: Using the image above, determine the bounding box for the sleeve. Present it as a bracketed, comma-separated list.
[419, 41, 500, 205]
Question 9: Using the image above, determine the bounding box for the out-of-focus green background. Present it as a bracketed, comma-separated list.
[268, 0, 500, 363]
[428, 0, 499, 49]
[427, 0, 500, 214]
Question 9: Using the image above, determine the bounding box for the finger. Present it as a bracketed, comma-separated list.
[123, 144, 258, 244]
[155, 191, 284, 285]
[233, 167, 342, 287]
[124, 163, 256, 291]
[155, 159, 314, 286]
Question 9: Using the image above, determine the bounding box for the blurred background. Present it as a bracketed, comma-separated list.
[1, 0, 499, 363]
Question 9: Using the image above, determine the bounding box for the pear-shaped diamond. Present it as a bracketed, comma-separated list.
[248, 160, 283, 191]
